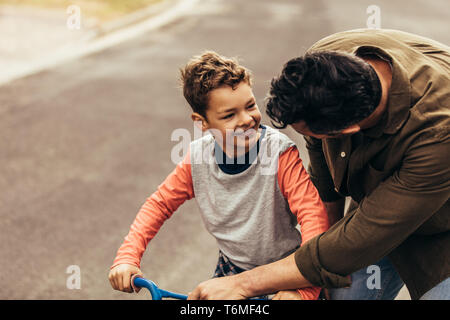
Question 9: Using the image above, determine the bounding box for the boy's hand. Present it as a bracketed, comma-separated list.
[108, 264, 143, 293]
[272, 290, 303, 300]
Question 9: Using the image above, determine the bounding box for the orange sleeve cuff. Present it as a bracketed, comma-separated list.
[297, 287, 322, 300]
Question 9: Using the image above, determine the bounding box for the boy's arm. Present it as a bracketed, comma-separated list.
[277, 146, 330, 300]
[111, 150, 194, 269]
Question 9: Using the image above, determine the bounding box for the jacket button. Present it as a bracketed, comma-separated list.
[340, 151, 346, 158]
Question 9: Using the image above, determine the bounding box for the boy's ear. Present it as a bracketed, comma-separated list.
[191, 112, 209, 131]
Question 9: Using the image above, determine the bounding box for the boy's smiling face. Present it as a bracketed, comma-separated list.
[192, 81, 262, 157]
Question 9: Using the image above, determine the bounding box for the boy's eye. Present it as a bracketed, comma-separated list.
[222, 114, 234, 120]
[247, 104, 256, 109]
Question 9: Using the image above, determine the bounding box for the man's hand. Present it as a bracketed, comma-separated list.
[188, 253, 312, 299]
[272, 290, 303, 300]
[108, 264, 143, 293]
[188, 274, 248, 300]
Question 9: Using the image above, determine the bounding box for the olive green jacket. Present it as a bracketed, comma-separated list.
[294, 29, 450, 300]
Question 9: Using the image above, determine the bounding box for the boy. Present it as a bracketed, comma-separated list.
[108, 51, 329, 299]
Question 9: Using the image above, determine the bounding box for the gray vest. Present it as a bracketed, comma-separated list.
[190, 126, 302, 270]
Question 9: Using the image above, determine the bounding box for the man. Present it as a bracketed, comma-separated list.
[187, 29, 450, 300]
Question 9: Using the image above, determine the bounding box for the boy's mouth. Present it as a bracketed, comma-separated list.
[231, 125, 259, 138]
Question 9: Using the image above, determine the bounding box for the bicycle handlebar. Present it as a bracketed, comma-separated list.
[132, 275, 188, 300]
[131, 275, 266, 300]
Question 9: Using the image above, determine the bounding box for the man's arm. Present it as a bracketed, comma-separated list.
[295, 137, 450, 288]
[323, 198, 345, 226]
[188, 253, 311, 300]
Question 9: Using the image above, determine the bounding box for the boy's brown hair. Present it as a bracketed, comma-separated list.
[180, 51, 252, 118]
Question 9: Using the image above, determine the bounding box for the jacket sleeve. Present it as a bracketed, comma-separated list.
[111, 151, 194, 269]
[304, 136, 343, 202]
[294, 136, 450, 288]
[277, 146, 330, 299]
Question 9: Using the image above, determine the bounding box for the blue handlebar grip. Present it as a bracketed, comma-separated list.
[133, 277, 162, 299]
[159, 288, 188, 300]
[133, 277, 187, 300]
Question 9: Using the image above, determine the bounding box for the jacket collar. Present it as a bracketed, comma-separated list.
[354, 46, 411, 138]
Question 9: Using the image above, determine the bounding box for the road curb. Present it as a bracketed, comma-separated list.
[93, 0, 181, 38]
[0, 0, 200, 86]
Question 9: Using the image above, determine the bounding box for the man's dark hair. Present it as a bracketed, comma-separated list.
[266, 51, 382, 134]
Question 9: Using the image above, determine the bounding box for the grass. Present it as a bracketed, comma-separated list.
[0, 0, 165, 22]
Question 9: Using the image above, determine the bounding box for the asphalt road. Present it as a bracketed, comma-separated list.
[0, 0, 449, 299]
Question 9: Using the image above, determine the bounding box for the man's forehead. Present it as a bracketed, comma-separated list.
[290, 121, 308, 131]
[290, 121, 344, 138]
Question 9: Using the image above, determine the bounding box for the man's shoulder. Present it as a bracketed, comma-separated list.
[307, 29, 385, 52]
[404, 105, 450, 145]
[307, 29, 446, 54]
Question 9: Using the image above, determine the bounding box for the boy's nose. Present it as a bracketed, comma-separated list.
[237, 112, 254, 128]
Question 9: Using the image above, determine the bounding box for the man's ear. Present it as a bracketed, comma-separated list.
[191, 112, 209, 131]
[341, 124, 361, 135]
